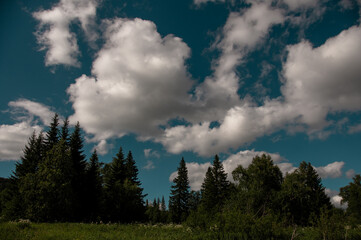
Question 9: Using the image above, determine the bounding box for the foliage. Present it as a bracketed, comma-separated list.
[340, 174, 361, 224]
[169, 157, 190, 223]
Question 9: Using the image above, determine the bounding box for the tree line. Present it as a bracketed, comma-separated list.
[0, 113, 361, 237]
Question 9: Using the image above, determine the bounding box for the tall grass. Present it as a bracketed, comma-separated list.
[1, 222, 361, 240]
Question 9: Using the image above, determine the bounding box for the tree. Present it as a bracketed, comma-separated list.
[169, 157, 190, 223]
[340, 174, 361, 223]
[60, 117, 70, 145]
[45, 113, 59, 151]
[69, 122, 87, 221]
[35, 139, 74, 221]
[125, 151, 140, 184]
[85, 150, 103, 221]
[201, 155, 230, 212]
[232, 154, 283, 216]
[280, 161, 331, 226]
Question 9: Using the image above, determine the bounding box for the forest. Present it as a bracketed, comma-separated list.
[0, 113, 361, 239]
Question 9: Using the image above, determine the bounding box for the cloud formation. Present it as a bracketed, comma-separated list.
[68, 18, 193, 141]
[0, 100, 55, 161]
[315, 161, 344, 179]
[33, 0, 98, 66]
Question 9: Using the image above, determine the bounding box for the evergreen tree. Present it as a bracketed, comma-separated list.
[161, 196, 166, 211]
[201, 167, 217, 210]
[45, 113, 59, 151]
[85, 150, 103, 221]
[36, 139, 74, 221]
[340, 174, 361, 223]
[60, 117, 70, 145]
[125, 151, 140, 184]
[212, 155, 230, 206]
[169, 157, 190, 223]
[14, 131, 44, 178]
[69, 122, 87, 221]
[201, 155, 230, 212]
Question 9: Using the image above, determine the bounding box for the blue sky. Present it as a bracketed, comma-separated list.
[1, 0, 361, 205]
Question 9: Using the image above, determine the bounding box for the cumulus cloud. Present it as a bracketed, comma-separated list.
[9, 99, 55, 125]
[0, 122, 42, 161]
[92, 139, 113, 155]
[68, 18, 193, 141]
[0, 99, 55, 161]
[325, 189, 346, 209]
[33, 0, 98, 66]
[159, 24, 361, 156]
[315, 161, 345, 179]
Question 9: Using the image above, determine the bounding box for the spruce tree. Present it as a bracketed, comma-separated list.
[169, 157, 190, 223]
[201, 155, 230, 212]
[69, 122, 87, 221]
[201, 167, 217, 210]
[125, 151, 140, 184]
[45, 113, 59, 151]
[85, 150, 103, 221]
[60, 117, 70, 145]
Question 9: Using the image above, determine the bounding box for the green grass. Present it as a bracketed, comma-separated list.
[1, 222, 361, 240]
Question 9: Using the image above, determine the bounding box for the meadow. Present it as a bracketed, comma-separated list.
[1, 221, 361, 240]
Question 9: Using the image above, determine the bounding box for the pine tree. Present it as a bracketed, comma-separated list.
[169, 157, 190, 223]
[45, 113, 59, 151]
[85, 150, 103, 221]
[69, 122, 87, 221]
[36, 139, 74, 221]
[161, 196, 166, 211]
[212, 155, 230, 206]
[60, 117, 70, 145]
[125, 151, 140, 184]
[201, 155, 230, 212]
[201, 167, 217, 210]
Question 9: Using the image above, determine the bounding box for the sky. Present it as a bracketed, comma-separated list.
[1, 0, 361, 206]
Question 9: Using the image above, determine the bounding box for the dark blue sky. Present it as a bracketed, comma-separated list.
[1, 0, 361, 205]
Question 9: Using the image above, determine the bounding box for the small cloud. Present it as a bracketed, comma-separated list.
[143, 160, 155, 170]
[346, 169, 356, 179]
[315, 161, 345, 179]
[144, 148, 160, 158]
[325, 188, 346, 209]
[93, 139, 113, 155]
[348, 123, 361, 134]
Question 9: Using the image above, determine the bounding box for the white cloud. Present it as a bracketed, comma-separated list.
[346, 169, 356, 178]
[159, 25, 361, 156]
[144, 160, 155, 170]
[0, 99, 55, 161]
[33, 0, 98, 66]
[8, 99, 55, 125]
[68, 18, 193, 141]
[315, 161, 345, 179]
[325, 189, 346, 209]
[0, 122, 42, 161]
[92, 139, 113, 155]
[144, 148, 160, 158]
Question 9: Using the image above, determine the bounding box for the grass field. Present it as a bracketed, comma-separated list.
[1, 221, 361, 240]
